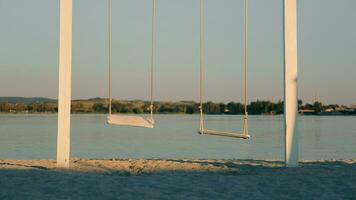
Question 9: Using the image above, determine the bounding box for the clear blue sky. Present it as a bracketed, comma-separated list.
[0, 0, 355, 105]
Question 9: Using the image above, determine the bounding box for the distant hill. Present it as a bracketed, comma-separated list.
[0, 97, 57, 105]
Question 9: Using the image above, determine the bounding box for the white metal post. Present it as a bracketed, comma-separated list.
[57, 0, 72, 168]
[284, 0, 299, 167]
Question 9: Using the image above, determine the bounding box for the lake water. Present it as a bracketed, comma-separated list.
[0, 114, 355, 160]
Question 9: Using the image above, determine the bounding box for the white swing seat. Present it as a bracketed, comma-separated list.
[199, 129, 250, 139]
[107, 115, 154, 128]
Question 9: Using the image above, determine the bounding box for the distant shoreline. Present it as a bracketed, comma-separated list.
[1, 97, 355, 116]
[0, 112, 356, 117]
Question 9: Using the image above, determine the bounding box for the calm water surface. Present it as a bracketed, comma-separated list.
[0, 114, 355, 160]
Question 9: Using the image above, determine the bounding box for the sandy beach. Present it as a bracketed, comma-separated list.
[0, 159, 355, 199]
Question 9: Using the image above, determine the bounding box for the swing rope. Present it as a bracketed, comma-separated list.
[108, 0, 156, 122]
[149, 0, 156, 123]
[243, 0, 249, 134]
[199, 0, 250, 139]
[199, 0, 205, 132]
[108, 0, 112, 116]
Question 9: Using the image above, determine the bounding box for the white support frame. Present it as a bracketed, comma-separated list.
[56, 0, 299, 168]
[57, 0, 72, 168]
[283, 0, 299, 167]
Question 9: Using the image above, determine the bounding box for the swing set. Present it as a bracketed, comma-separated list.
[56, 0, 299, 168]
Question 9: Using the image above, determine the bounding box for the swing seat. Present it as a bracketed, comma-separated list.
[199, 129, 250, 139]
[107, 115, 154, 128]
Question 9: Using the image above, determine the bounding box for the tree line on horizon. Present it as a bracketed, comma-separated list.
[0, 99, 354, 115]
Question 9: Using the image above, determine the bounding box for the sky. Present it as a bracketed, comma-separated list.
[0, 0, 355, 105]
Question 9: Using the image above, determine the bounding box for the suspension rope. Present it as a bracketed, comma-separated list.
[244, 0, 248, 118]
[150, 0, 156, 121]
[199, 0, 249, 136]
[108, 0, 112, 116]
[242, 0, 249, 136]
[108, 0, 155, 122]
[199, 0, 205, 132]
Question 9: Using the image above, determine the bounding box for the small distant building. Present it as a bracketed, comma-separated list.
[299, 109, 315, 115]
[324, 108, 334, 113]
[334, 107, 344, 112]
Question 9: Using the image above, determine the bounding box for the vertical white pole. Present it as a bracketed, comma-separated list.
[57, 0, 72, 168]
[284, 0, 299, 167]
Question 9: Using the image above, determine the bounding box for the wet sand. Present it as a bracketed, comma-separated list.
[0, 159, 355, 199]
